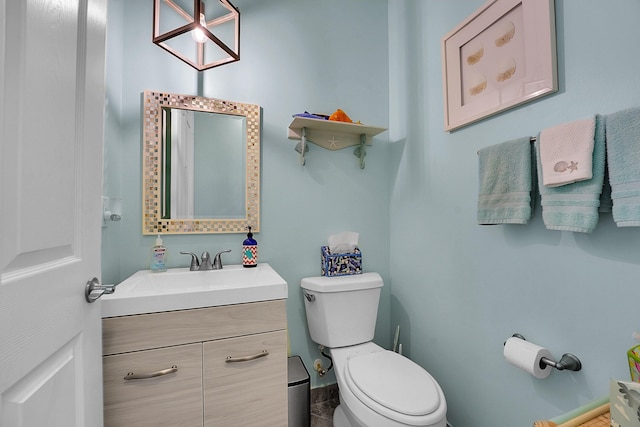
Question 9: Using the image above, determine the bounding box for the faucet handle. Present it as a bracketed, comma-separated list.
[180, 251, 200, 271]
[213, 249, 232, 269]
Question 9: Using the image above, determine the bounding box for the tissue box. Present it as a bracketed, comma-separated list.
[628, 345, 640, 382]
[321, 246, 362, 277]
[611, 378, 640, 426]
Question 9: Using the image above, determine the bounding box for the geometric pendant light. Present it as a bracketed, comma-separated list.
[153, 0, 240, 71]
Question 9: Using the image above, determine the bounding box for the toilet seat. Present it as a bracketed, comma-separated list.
[344, 350, 442, 424]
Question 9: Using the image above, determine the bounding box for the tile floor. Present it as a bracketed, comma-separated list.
[307, 383, 451, 427]
[310, 384, 340, 427]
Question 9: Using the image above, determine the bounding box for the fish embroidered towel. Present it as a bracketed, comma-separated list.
[478, 137, 534, 225]
[535, 114, 606, 233]
[539, 116, 596, 187]
[605, 107, 640, 226]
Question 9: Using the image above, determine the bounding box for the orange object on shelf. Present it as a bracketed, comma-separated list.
[328, 108, 352, 123]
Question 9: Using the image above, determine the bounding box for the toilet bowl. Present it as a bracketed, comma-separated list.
[331, 342, 447, 427]
[300, 273, 447, 427]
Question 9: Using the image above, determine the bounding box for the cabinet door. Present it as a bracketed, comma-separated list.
[203, 330, 288, 426]
[103, 343, 203, 427]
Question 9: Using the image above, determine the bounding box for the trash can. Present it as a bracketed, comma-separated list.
[288, 355, 310, 427]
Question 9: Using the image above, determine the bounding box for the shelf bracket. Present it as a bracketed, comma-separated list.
[294, 127, 309, 166]
[288, 117, 386, 169]
[353, 134, 367, 169]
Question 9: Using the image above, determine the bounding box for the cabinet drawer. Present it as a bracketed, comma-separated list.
[203, 330, 288, 426]
[103, 299, 286, 355]
[103, 343, 203, 427]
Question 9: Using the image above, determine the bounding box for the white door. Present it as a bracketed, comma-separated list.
[0, 0, 107, 426]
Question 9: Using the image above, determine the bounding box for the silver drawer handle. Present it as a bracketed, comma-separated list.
[124, 365, 178, 380]
[225, 350, 269, 363]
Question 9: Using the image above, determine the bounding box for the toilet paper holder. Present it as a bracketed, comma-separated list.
[508, 334, 582, 372]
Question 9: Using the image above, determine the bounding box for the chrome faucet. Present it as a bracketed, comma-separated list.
[180, 250, 231, 271]
[200, 251, 213, 270]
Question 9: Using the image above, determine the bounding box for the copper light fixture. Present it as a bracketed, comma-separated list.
[153, 0, 240, 71]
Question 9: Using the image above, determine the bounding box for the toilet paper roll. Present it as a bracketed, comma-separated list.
[503, 337, 553, 379]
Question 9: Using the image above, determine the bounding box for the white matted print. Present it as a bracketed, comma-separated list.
[442, 0, 557, 131]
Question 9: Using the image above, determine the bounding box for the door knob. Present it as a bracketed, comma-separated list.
[85, 277, 116, 303]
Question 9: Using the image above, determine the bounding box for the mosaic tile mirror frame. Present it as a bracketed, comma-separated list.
[142, 90, 260, 234]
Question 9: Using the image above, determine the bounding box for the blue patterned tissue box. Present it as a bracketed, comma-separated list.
[321, 246, 362, 277]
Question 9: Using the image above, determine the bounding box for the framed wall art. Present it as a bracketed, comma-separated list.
[441, 0, 557, 131]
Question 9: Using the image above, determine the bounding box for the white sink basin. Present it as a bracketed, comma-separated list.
[102, 263, 288, 317]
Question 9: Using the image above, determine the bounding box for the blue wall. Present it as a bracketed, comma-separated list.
[389, 1, 640, 426]
[102, 0, 390, 389]
[104, 0, 640, 426]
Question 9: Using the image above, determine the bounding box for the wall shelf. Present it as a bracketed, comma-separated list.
[287, 116, 387, 169]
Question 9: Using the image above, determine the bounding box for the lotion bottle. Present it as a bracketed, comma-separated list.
[242, 226, 257, 268]
[150, 234, 167, 272]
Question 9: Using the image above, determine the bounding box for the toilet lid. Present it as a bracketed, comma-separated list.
[345, 351, 440, 417]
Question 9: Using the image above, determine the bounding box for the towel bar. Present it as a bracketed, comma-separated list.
[477, 136, 536, 155]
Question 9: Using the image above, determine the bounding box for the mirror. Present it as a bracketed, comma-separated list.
[161, 108, 246, 219]
[143, 90, 260, 234]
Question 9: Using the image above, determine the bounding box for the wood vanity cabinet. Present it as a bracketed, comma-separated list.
[102, 300, 288, 427]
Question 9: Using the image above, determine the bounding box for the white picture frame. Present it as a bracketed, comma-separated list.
[441, 0, 557, 131]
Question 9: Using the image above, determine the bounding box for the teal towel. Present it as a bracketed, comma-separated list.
[478, 137, 534, 225]
[605, 107, 640, 226]
[535, 114, 605, 233]
[599, 164, 613, 212]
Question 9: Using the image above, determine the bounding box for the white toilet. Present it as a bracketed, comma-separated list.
[301, 272, 447, 427]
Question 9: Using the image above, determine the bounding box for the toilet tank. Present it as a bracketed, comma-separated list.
[300, 273, 383, 348]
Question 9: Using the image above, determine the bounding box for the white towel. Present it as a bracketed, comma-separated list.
[539, 117, 596, 187]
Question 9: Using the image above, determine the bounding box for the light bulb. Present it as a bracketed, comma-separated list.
[191, 12, 207, 43]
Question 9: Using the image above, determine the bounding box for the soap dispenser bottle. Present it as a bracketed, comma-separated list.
[242, 226, 257, 268]
[150, 234, 167, 272]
